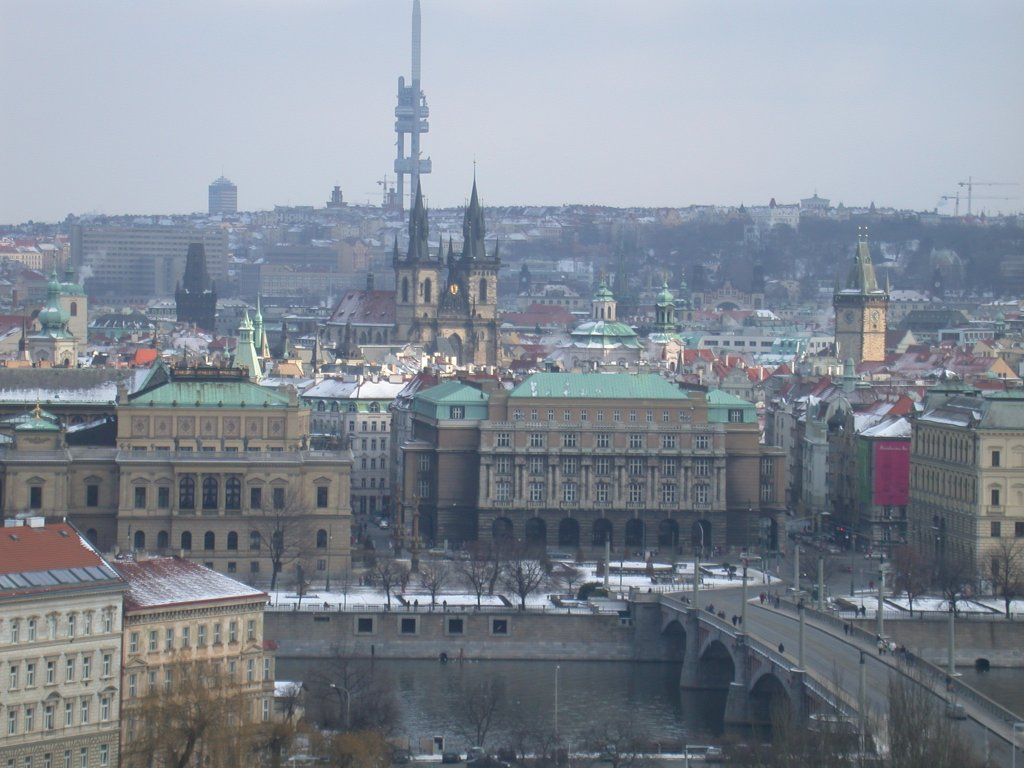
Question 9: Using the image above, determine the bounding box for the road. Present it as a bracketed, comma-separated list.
[705, 585, 1016, 765]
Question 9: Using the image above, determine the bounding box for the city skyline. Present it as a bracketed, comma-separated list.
[2, 0, 1022, 223]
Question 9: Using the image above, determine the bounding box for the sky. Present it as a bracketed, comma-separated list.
[2, 1, 1023, 223]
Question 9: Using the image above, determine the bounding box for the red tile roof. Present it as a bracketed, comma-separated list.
[112, 557, 266, 612]
[0, 522, 108, 574]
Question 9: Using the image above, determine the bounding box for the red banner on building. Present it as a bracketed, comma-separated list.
[873, 440, 909, 506]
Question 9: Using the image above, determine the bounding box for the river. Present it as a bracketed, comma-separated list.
[957, 667, 1024, 717]
[276, 658, 726, 750]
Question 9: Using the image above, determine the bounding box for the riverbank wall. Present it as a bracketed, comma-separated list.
[852, 617, 1024, 667]
[266, 597, 677, 662]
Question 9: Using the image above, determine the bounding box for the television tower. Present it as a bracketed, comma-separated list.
[394, 0, 431, 212]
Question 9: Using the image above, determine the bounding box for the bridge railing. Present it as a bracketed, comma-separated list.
[778, 596, 1022, 730]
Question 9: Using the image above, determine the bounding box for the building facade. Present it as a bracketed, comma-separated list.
[112, 557, 274, 764]
[0, 365, 353, 584]
[208, 176, 238, 216]
[400, 373, 785, 555]
[908, 386, 1024, 582]
[0, 520, 125, 768]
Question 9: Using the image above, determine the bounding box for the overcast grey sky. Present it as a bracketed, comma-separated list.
[2, 1, 1022, 223]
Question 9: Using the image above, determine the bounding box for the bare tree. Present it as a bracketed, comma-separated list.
[886, 674, 984, 768]
[458, 677, 504, 748]
[893, 545, 930, 616]
[458, 540, 501, 606]
[553, 562, 584, 596]
[419, 560, 450, 607]
[367, 557, 410, 609]
[502, 544, 549, 610]
[310, 650, 400, 734]
[123, 661, 262, 768]
[582, 717, 652, 768]
[252, 493, 315, 593]
[934, 553, 974, 615]
[989, 538, 1024, 618]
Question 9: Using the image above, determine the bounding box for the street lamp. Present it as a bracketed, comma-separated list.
[554, 665, 560, 742]
[329, 683, 351, 730]
[1013, 721, 1024, 768]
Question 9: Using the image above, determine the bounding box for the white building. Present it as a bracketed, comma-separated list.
[0, 519, 125, 768]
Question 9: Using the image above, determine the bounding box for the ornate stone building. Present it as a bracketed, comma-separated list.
[833, 228, 888, 363]
[0, 364, 352, 583]
[399, 373, 785, 554]
[326, 180, 500, 365]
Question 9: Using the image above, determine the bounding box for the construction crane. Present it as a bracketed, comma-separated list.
[957, 177, 1020, 215]
[939, 193, 961, 216]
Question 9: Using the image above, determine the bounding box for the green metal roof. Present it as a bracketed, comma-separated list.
[509, 373, 689, 400]
[415, 381, 490, 405]
[706, 389, 757, 423]
[127, 380, 291, 408]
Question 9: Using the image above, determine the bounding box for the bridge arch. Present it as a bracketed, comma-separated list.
[749, 671, 796, 727]
[660, 618, 687, 661]
[698, 638, 736, 689]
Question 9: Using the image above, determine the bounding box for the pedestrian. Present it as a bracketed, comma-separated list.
[759, 593, 766, 605]
[843, 623, 848, 636]
[731, 615, 737, 627]
[778, 642, 785, 654]
[877, 639, 884, 655]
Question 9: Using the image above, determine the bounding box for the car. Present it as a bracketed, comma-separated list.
[378, 519, 390, 529]
[441, 751, 462, 764]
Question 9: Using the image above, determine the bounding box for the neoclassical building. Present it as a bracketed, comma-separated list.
[0, 364, 352, 583]
[399, 372, 785, 554]
[325, 180, 500, 365]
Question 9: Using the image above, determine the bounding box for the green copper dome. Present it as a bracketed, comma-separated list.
[656, 281, 675, 305]
[37, 271, 70, 331]
[594, 282, 615, 302]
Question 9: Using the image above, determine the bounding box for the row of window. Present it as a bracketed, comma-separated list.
[493, 455, 716, 477]
[5, 696, 114, 736]
[506, 432, 713, 450]
[125, 659, 271, 700]
[510, 408, 688, 424]
[358, 457, 386, 471]
[312, 400, 385, 414]
[128, 618, 256, 655]
[495, 480, 714, 505]
[353, 615, 510, 636]
[132, 528, 331, 552]
[8, 653, 114, 690]
[2, 744, 110, 768]
[3, 611, 116, 646]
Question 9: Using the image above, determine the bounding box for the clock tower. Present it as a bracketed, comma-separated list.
[834, 227, 888, 363]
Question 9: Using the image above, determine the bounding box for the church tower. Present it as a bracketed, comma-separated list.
[833, 227, 888, 363]
[393, 182, 440, 340]
[654, 281, 676, 332]
[175, 243, 217, 333]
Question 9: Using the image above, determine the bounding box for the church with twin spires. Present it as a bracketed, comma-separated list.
[326, 179, 500, 366]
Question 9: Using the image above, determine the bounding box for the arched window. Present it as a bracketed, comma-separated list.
[204, 531, 215, 551]
[180, 531, 192, 551]
[330, 402, 340, 412]
[133, 530, 145, 550]
[225, 477, 241, 511]
[202, 477, 218, 510]
[157, 530, 169, 550]
[70, 301, 78, 317]
[227, 531, 238, 551]
[479, 278, 488, 303]
[347, 402, 357, 413]
[424, 278, 432, 304]
[401, 277, 410, 303]
[316, 529, 328, 549]
[317, 401, 326, 412]
[369, 402, 380, 413]
[249, 531, 261, 551]
[179, 476, 195, 509]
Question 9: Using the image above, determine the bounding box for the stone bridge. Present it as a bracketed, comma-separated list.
[659, 595, 850, 727]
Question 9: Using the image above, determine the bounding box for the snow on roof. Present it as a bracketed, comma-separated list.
[112, 557, 266, 612]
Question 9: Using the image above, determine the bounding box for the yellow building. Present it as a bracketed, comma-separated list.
[112, 556, 275, 766]
[0, 364, 352, 584]
[909, 385, 1024, 582]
